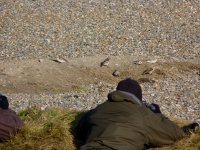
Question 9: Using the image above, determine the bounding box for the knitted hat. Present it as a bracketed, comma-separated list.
[0, 93, 9, 109]
[116, 78, 142, 100]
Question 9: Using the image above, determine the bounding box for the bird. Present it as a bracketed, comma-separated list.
[142, 67, 154, 75]
[100, 57, 111, 67]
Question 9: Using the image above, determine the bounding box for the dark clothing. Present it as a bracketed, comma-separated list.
[0, 109, 24, 141]
[77, 91, 185, 150]
[116, 78, 142, 100]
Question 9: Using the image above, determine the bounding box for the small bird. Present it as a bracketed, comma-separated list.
[138, 77, 155, 83]
[142, 67, 154, 75]
[100, 57, 111, 67]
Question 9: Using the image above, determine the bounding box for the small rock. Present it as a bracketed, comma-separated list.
[53, 58, 66, 63]
[41, 105, 47, 111]
[46, 39, 51, 44]
[133, 60, 142, 65]
[100, 57, 111, 67]
[112, 70, 120, 77]
[146, 59, 157, 64]
[74, 95, 79, 98]
[38, 59, 44, 63]
[197, 70, 200, 76]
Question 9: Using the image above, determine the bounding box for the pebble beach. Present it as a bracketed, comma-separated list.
[1, 0, 200, 121]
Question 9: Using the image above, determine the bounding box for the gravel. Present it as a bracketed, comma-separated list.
[0, 0, 200, 121]
[8, 70, 200, 121]
[1, 0, 199, 60]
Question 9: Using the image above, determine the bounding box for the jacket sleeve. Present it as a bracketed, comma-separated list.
[76, 110, 95, 143]
[0, 110, 24, 141]
[144, 109, 185, 147]
[13, 114, 24, 130]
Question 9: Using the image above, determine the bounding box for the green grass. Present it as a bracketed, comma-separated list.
[0, 108, 199, 150]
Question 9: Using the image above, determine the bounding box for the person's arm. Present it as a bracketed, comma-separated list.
[144, 110, 185, 147]
[144, 103, 161, 113]
[76, 112, 88, 141]
[14, 114, 24, 130]
[182, 123, 199, 134]
[76, 110, 95, 144]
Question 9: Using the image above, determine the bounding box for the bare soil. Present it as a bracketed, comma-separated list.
[0, 55, 199, 94]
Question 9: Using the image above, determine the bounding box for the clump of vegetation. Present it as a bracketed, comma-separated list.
[0, 107, 76, 150]
[151, 129, 200, 150]
[0, 108, 199, 150]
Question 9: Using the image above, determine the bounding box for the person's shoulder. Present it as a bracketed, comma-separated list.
[0, 108, 17, 116]
[140, 105, 167, 120]
[7, 108, 17, 114]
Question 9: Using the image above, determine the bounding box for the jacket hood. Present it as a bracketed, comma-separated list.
[108, 90, 142, 106]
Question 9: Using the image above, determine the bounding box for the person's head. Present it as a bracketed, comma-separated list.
[0, 94, 9, 109]
[116, 78, 142, 101]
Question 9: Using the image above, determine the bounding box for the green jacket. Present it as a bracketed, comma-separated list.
[78, 91, 185, 150]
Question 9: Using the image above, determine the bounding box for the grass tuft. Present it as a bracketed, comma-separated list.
[0, 108, 199, 150]
[0, 107, 76, 150]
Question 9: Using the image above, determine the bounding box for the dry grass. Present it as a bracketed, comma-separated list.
[152, 129, 200, 150]
[0, 108, 199, 150]
[0, 108, 76, 150]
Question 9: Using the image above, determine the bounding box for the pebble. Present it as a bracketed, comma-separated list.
[0, 1, 199, 121]
[1, 1, 199, 61]
[133, 60, 143, 65]
[38, 59, 44, 63]
[112, 70, 120, 77]
[146, 59, 157, 64]
[53, 58, 66, 63]
[6, 70, 199, 121]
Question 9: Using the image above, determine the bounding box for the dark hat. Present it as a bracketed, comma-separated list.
[0, 93, 9, 109]
[116, 78, 142, 100]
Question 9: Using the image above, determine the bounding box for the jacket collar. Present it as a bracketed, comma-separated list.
[108, 90, 142, 106]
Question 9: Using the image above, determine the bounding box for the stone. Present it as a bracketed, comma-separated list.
[53, 58, 66, 63]
[38, 59, 44, 63]
[112, 70, 120, 77]
[146, 59, 157, 64]
[133, 60, 142, 65]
